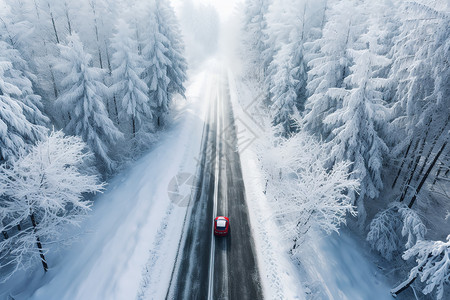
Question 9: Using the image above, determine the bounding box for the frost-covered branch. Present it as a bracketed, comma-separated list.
[367, 202, 426, 260]
[262, 131, 359, 252]
[392, 235, 450, 299]
[0, 131, 104, 281]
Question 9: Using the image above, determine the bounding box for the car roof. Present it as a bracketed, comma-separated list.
[217, 219, 227, 227]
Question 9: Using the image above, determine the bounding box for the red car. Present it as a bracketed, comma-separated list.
[214, 216, 229, 236]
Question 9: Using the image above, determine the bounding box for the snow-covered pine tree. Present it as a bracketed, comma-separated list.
[303, 0, 359, 139]
[366, 204, 403, 261]
[157, 0, 187, 100]
[269, 0, 309, 135]
[0, 40, 48, 162]
[0, 131, 104, 280]
[323, 20, 390, 223]
[270, 42, 306, 135]
[261, 0, 293, 98]
[55, 33, 122, 171]
[242, 0, 270, 82]
[389, 1, 450, 201]
[110, 19, 151, 138]
[2, 0, 61, 100]
[141, 1, 172, 127]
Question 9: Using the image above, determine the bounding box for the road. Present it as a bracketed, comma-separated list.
[166, 71, 263, 300]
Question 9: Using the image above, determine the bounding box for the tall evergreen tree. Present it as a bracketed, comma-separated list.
[110, 19, 151, 137]
[303, 0, 361, 139]
[269, 0, 309, 135]
[242, 0, 270, 82]
[55, 33, 122, 170]
[323, 29, 390, 223]
[388, 2, 450, 201]
[141, 0, 182, 127]
[0, 40, 48, 162]
[157, 0, 187, 99]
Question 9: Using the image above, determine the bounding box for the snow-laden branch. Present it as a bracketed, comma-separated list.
[392, 235, 450, 299]
[262, 131, 359, 252]
[367, 202, 426, 260]
[0, 131, 104, 281]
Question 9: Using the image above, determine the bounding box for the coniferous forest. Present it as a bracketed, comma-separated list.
[241, 0, 449, 298]
[0, 0, 186, 282]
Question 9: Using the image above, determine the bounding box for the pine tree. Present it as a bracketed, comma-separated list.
[269, 0, 309, 135]
[242, 0, 270, 82]
[323, 28, 390, 222]
[157, 0, 187, 99]
[0, 40, 48, 162]
[110, 19, 151, 137]
[141, 1, 172, 127]
[388, 2, 450, 203]
[303, 0, 361, 139]
[270, 42, 305, 135]
[55, 33, 122, 170]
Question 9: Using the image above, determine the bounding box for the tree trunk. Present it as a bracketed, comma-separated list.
[2, 231, 8, 240]
[113, 95, 119, 124]
[391, 274, 418, 296]
[432, 163, 443, 186]
[49, 63, 58, 98]
[408, 142, 447, 208]
[90, 0, 103, 69]
[392, 139, 413, 189]
[132, 116, 136, 138]
[47, 2, 59, 44]
[36, 9, 58, 99]
[399, 138, 423, 202]
[64, 2, 72, 35]
[391, 253, 433, 296]
[104, 40, 112, 74]
[415, 118, 449, 182]
[30, 213, 48, 272]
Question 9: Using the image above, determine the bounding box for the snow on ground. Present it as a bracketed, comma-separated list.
[2, 65, 210, 300]
[227, 69, 305, 299]
[227, 68, 393, 300]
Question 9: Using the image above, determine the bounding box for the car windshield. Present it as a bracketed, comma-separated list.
[216, 219, 227, 230]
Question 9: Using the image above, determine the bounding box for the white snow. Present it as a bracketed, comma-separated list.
[1, 65, 211, 300]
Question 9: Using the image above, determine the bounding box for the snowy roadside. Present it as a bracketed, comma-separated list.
[1, 67, 209, 300]
[227, 69, 393, 300]
[227, 69, 305, 299]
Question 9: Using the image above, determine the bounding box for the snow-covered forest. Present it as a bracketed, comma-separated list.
[0, 0, 449, 298]
[242, 0, 449, 298]
[0, 0, 186, 283]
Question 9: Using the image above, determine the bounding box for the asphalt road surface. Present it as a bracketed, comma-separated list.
[166, 71, 263, 300]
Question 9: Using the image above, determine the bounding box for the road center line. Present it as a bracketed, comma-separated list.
[208, 83, 220, 300]
[221, 77, 229, 299]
